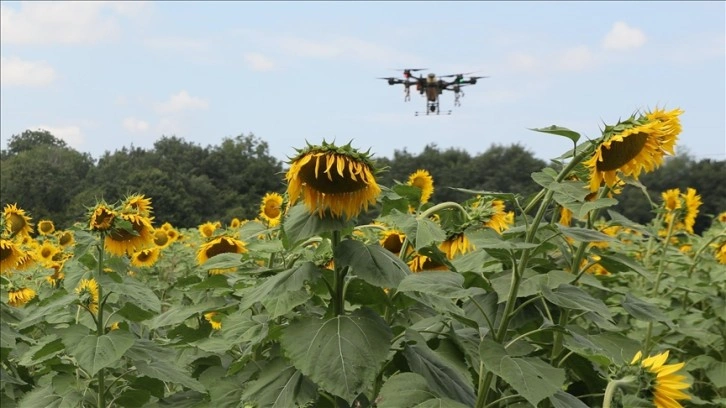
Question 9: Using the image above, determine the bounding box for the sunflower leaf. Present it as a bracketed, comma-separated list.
[530, 125, 581, 143]
[376, 372, 470, 408]
[281, 203, 350, 249]
[67, 331, 135, 376]
[334, 240, 410, 289]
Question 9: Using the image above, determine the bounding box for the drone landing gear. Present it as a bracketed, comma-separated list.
[414, 110, 452, 116]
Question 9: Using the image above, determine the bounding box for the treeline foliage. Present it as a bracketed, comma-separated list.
[1, 129, 724, 233]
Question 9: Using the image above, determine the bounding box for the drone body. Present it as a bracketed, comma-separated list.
[379, 68, 488, 115]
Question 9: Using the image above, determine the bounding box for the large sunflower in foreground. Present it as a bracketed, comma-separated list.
[407, 169, 435, 204]
[259, 192, 284, 226]
[630, 350, 690, 408]
[4, 204, 34, 237]
[285, 141, 381, 219]
[105, 213, 155, 256]
[585, 108, 683, 192]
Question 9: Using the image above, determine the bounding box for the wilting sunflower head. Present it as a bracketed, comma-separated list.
[259, 192, 284, 226]
[472, 198, 512, 234]
[57, 230, 74, 247]
[630, 350, 690, 408]
[439, 233, 473, 260]
[37, 220, 55, 236]
[196, 235, 247, 265]
[407, 169, 435, 204]
[3, 204, 34, 238]
[8, 287, 36, 307]
[407, 253, 448, 273]
[131, 247, 161, 267]
[105, 213, 155, 256]
[198, 222, 218, 238]
[1, 239, 23, 275]
[285, 141, 381, 219]
[75, 278, 100, 315]
[585, 108, 684, 192]
[122, 194, 153, 216]
[379, 229, 406, 255]
[89, 203, 117, 232]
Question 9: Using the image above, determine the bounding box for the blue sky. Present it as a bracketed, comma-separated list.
[1, 1, 724, 163]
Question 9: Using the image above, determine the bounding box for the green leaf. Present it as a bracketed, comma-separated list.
[577, 198, 618, 218]
[280, 308, 392, 402]
[479, 338, 565, 406]
[558, 226, 617, 243]
[116, 389, 151, 408]
[145, 300, 224, 330]
[108, 276, 162, 313]
[622, 293, 670, 322]
[17, 385, 81, 408]
[334, 240, 410, 289]
[542, 284, 612, 320]
[530, 125, 581, 144]
[531, 169, 557, 188]
[18, 335, 65, 366]
[398, 271, 485, 299]
[135, 360, 206, 392]
[241, 358, 317, 408]
[549, 390, 590, 408]
[518, 270, 575, 298]
[17, 293, 77, 330]
[237, 262, 321, 318]
[384, 210, 446, 250]
[587, 333, 641, 365]
[68, 331, 135, 376]
[376, 372, 469, 408]
[199, 253, 244, 273]
[706, 361, 726, 388]
[281, 203, 350, 249]
[198, 366, 245, 408]
[403, 330, 476, 406]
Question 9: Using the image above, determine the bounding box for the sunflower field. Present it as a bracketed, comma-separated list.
[1, 107, 725, 408]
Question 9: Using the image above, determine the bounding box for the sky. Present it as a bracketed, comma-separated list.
[1, 1, 724, 164]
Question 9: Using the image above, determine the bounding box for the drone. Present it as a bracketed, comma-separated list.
[379, 68, 488, 115]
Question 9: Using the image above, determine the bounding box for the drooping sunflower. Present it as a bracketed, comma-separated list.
[485, 200, 512, 233]
[105, 213, 155, 256]
[75, 278, 100, 315]
[89, 203, 117, 232]
[122, 194, 153, 217]
[57, 230, 75, 247]
[585, 108, 683, 192]
[407, 253, 447, 273]
[439, 233, 473, 259]
[259, 192, 284, 226]
[630, 350, 690, 408]
[131, 247, 161, 267]
[198, 222, 219, 238]
[285, 141, 381, 219]
[380, 229, 406, 255]
[37, 220, 55, 236]
[8, 287, 36, 307]
[4, 204, 34, 237]
[204, 312, 222, 330]
[407, 169, 435, 205]
[196, 236, 247, 265]
[1, 239, 23, 274]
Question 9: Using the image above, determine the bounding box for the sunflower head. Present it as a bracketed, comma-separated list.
[131, 247, 161, 267]
[407, 169, 435, 205]
[285, 140, 381, 219]
[8, 287, 36, 307]
[198, 222, 219, 238]
[122, 194, 153, 217]
[585, 108, 683, 192]
[630, 350, 690, 408]
[204, 312, 222, 330]
[380, 229, 406, 255]
[662, 187, 702, 234]
[3, 204, 34, 238]
[715, 241, 726, 264]
[439, 233, 473, 259]
[36, 240, 61, 268]
[75, 278, 100, 315]
[89, 203, 117, 232]
[105, 214, 155, 256]
[259, 192, 284, 226]
[196, 236, 247, 265]
[37, 220, 55, 236]
[1, 239, 23, 275]
[57, 230, 75, 247]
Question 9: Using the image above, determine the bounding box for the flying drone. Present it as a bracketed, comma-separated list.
[379, 68, 488, 115]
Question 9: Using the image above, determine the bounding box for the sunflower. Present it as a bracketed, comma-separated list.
[1, 239, 23, 274]
[407, 253, 447, 273]
[166, 228, 180, 242]
[662, 188, 702, 234]
[35, 240, 61, 268]
[630, 350, 690, 408]
[680, 188, 701, 234]
[204, 312, 222, 330]
[661, 189, 681, 212]
[105, 214, 155, 256]
[380, 229, 406, 255]
[230, 218, 242, 229]
[8, 287, 36, 307]
[152, 229, 169, 247]
[57, 230, 75, 247]
[37, 220, 55, 235]
[3, 204, 34, 237]
[559, 207, 573, 227]
[196, 236, 247, 265]
[485, 200, 512, 234]
[439, 233, 473, 259]
[198, 222, 218, 238]
[407, 169, 435, 204]
[75, 278, 100, 315]
[285, 141, 381, 219]
[259, 192, 284, 226]
[715, 241, 726, 265]
[123, 194, 153, 216]
[131, 247, 161, 267]
[718, 212, 726, 223]
[46, 262, 65, 288]
[585, 108, 683, 192]
[89, 204, 116, 232]
[581, 255, 610, 276]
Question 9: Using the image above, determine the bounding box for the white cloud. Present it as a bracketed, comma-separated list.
[556, 46, 595, 71]
[0, 2, 149, 45]
[244, 52, 276, 71]
[155, 91, 209, 115]
[32, 125, 84, 148]
[123, 117, 150, 133]
[144, 36, 207, 52]
[0, 56, 56, 87]
[602, 22, 647, 50]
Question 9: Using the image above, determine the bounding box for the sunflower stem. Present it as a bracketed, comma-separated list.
[331, 230, 345, 316]
[602, 376, 636, 408]
[417, 201, 470, 221]
[96, 233, 106, 408]
[643, 215, 677, 355]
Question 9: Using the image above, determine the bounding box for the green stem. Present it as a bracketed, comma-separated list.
[417, 201, 470, 221]
[643, 215, 677, 355]
[602, 377, 636, 408]
[331, 230, 345, 316]
[96, 234, 106, 408]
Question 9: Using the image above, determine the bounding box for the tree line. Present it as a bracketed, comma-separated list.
[1, 130, 723, 233]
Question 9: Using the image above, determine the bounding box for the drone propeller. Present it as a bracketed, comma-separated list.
[393, 68, 427, 72]
[440, 71, 480, 78]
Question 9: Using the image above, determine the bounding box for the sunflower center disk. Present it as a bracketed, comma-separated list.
[298, 158, 369, 194]
[597, 132, 649, 172]
[205, 239, 239, 258]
